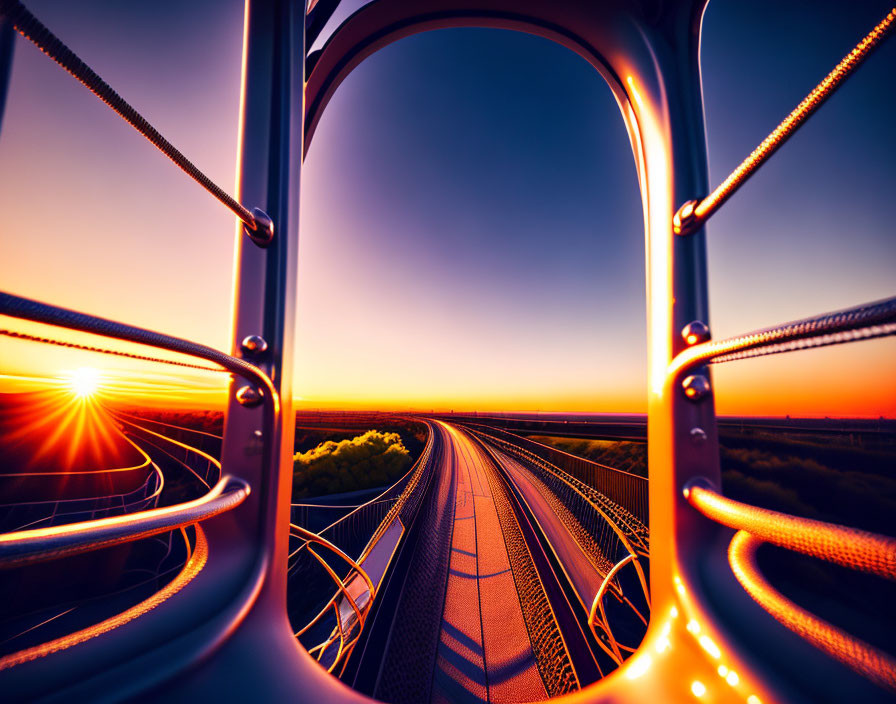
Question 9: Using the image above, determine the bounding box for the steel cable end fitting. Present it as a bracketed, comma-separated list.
[681, 320, 711, 346]
[672, 199, 701, 236]
[236, 384, 264, 407]
[245, 208, 274, 247]
[682, 476, 715, 500]
[682, 374, 711, 402]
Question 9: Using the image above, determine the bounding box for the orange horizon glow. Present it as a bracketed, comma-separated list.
[1, 331, 893, 418]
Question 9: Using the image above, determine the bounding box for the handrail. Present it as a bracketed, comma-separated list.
[728, 531, 896, 691]
[588, 553, 637, 665]
[288, 420, 433, 567]
[685, 480, 896, 581]
[0, 475, 249, 568]
[672, 7, 896, 236]
[669, 296, 896, 381]
[290, 522, 376, 673]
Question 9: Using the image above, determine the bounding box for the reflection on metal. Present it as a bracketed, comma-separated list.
[681, 374, 711, 402]
[685, 481, 896, 582]
[0, 0, 893, 700]
[240, 334, 269, 355]
[235, 384, 264, 407]
[0, 475, 248, 568]
[728, 531, 896, 691]
[588, 553, 638, 665]
[244, 207, 275, 247]
[0, 526, 206, 672]
[681, 321, 710, 346]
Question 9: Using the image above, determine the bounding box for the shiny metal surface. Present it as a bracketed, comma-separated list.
[0, 476, 249, 569]
[0, 0, 892, 701]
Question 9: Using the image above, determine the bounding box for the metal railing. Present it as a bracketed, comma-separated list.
[0, 0, 893, 700]
[463, 422, 649, 526]
[288, 422, 434, 674]
[472, 428, 650, 666]
[0, 434, 163, 532]
[664, 7, 896, 691]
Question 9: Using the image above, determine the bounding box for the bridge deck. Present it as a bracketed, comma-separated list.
[432, 423, 547, 704]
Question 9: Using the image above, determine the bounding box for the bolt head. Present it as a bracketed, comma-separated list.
[682, 374, 711, 401]
[689, 427, 708, 444]
[235, 384, 263, 407]
[241, 334, 268, 355]
[681, 321, 711, 346]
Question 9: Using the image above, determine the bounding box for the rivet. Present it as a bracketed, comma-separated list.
[245, 208, 274, 247]
[253, 430, 263, 438]
[682, 374, 711, 401]
[236, 384, 263, 407]
[681, 321, 711, 346]
[241, 335, 268, 355]
[690, 427, 707, 444]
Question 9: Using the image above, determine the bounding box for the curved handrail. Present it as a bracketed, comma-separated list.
[290, 522, 376, 673]
[588, 553, 637, 665]
[118, 417, 222, 490]
[0, 525, 208, 672]
[728, 530, 896, 691]
[685, 480, 896, 581]
[0, 475, 249, 569]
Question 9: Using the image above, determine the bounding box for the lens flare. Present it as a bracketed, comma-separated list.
[68, 367, 101, 399]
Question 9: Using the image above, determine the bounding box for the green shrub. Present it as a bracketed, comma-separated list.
[292, 430, 411, 499]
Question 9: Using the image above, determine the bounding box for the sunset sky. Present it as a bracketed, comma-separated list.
[0, 0, 893, 416]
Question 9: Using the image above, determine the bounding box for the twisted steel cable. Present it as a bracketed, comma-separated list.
[674, 7, 896, 236]
[0, 328, 225, 373]
[669, 296, 896, 378]
[0, 0, 270, 239]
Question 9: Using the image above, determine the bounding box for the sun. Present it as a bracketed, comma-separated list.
[67, 367, 101, 399]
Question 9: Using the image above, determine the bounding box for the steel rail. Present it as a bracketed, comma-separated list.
[685, 481, 896, 581]
[118, 418, 222, 488]
[669, 296, 896, 381]
[0, 0, 273, 244]
[305, 546, 364, 673]
[0, 475, 249, 568]
[728, 531, 896, 691]
[289, 523, 376, 602]
[290, 523, 376, 673]
[673, 7, 896, 236]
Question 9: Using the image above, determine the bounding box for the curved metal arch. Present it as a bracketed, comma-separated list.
[304, 1, 651, 156]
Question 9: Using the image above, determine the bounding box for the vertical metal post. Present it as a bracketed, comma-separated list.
[221, 0, 303, 623]
[610, 1, 721, 613]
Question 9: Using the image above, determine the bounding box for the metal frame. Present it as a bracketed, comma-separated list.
[0, 0, 892, 701]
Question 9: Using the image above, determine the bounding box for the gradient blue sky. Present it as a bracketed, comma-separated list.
[0, 0, 893, 414]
